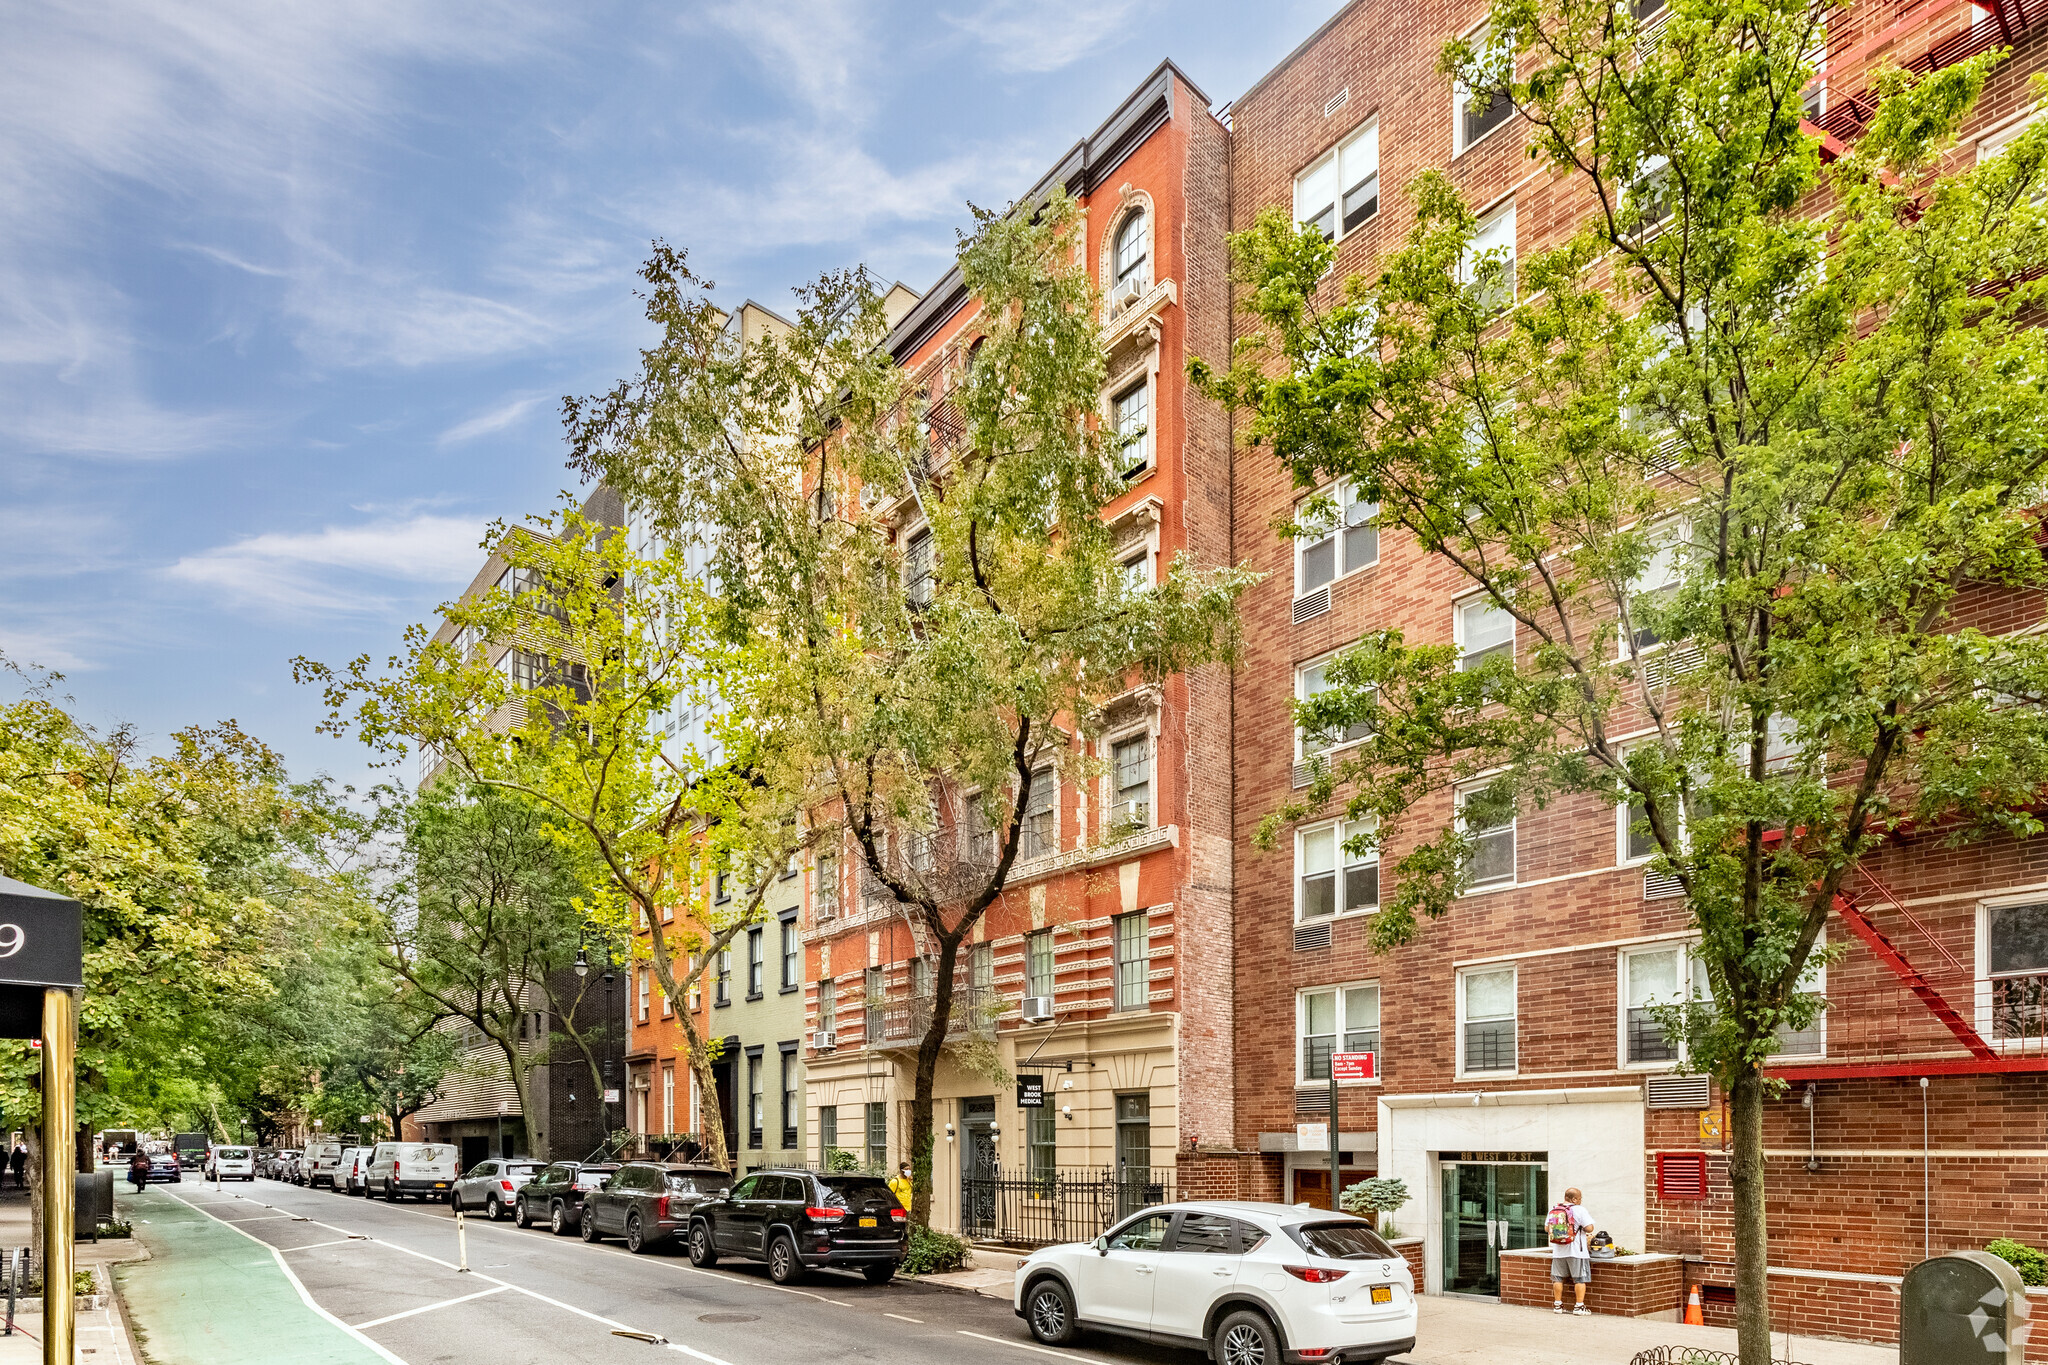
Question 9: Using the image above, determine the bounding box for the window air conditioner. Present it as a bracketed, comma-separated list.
[1112, 800, 1149, 828]
[812, 1030, 837, 1051]
[1116, 279, 1143, 310]
[1020, 996, 1055, 1024]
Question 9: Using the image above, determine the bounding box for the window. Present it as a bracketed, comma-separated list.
[1460, 201, 1517, 310]
[1987, 902, 2048, 1045]
[715, 948, 732, 1005]
[1027, 1102, 1057, 1185]
[819, 1105, 839, 1164]
[747, 927, 764, 998]
[815, 851, 839, 920]
[1120, 544, 1152, 591]
[1293, 119, 1380, 240]
[910, 956, 933, 1001]
[865, 1100, 887, 1170]
[1026, 930, 1055, 999]
[864, 965, 884, 1041]
[1775, 944, 1826, 1057]
[1021, 768, 1055, 860]
[1454, 25, 1514, 153]
[817, 976, 836, 1035]
[1457, 786, 1516, 889]
[1114, 912, 1150, 1010]
[1108, 1211, 1171, 1251]
[1113, 381, 1151, 478]
[638, 969, 650, 1023]
[1296, 820, 1379, 921]
[715, 872, 730, 904]
[904, 526, 934, 610]
[1297, 656, 1375, 759]
[970, 942, 994, 997]
[1113, 210, 1150, 295]
[661, 979, 671, 1017]
[1110, 733, 1152, 830]
[662, 1065, 674, 1133]
[1299, 983, 1382, 1082]
[780, 916, 799, 991]
[688, 953, 702, 1012]
[1295, 480, 1379, 595]
[1623, 524, 1684, 656]
[1622, 944, 1694, 1064]
[1460, 966, 1518, 1073]
[780, 1044, 798, 1149]
[1456, 597, 1514, 670]
[747, 1050, 763, 1147]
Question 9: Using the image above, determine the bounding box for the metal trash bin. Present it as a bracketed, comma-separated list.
[73, 1170, 112, 1241]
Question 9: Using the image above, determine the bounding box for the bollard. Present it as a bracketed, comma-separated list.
[455, 1202, 468, 1273]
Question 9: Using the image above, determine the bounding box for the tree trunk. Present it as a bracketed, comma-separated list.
[906, 937, 960, 1229]
[1728, 1064, 1773, 1365]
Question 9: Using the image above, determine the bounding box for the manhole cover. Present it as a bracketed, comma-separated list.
[697, 1313, 758, 1325]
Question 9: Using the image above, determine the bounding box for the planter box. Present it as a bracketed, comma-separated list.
[1499, 1247, 1683, 1318]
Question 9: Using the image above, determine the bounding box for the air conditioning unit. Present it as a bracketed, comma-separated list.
[1110, 800, 1149, 829]
[1116, 279, 1144, 310]
[811, 1030, 837, 1051]
[1020, 996, 1055, 1024]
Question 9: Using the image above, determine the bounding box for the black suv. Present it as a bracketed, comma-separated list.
[516, 1161, 620, 1235]
[688, 1169, 906, 1284]
[580, 1163, 729, 1253]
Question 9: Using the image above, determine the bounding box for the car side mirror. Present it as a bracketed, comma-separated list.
[1095, 1236, 1110, 1255]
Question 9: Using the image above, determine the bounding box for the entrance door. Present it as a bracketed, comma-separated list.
[1114, 1092, 1153, 1218]
[460, 1135, 490, 1172]
[1292, 1166, 1372, 1212]
[1440, 1161, 1547, 1296]
[960, 1097, 997, 1237]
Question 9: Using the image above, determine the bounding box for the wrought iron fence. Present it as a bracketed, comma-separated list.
[1628, 1350, 1809, 1365]
[958, 1165, 1177, 1247]
[878, 987, 998, 1045]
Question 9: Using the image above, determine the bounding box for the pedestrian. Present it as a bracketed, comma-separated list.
[8, 1144, 25, 1190]
[888, 1161, 913, 1211]
[127, 1151, 150, 1195]
[1546, 1186, 1597, 1315]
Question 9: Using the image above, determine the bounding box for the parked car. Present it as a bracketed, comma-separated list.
[141, 1152, 182, 1184]
[516, 1162, 619, 1235]
[261, 1149, 299, 1180]
[1013, 1202, 1417, 1365]
[364, 1142, 460, 1202]
[335, 1147, 368, 1194]
[687, 1168, 905, 1284]
[577, 1163, 728, 1254]
[450, 1159, 541, 1221]
[205, 1145, 255, 1181]
[302, 1141, 345, 1189]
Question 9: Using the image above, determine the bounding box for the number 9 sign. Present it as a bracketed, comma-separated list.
[0, 925, 24, 959]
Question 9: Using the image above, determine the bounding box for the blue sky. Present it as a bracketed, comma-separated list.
[1, 0, 1340, 790]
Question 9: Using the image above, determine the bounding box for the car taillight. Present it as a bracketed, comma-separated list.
[500, 1180, 514, 1192]
[393, 1162, 400, 1178]
[657, 1196, 671, 1220]
[1296, 1351, 1331, 1359]
[890, 1209, 907, 1223]
[805, 1206, 845, 1222]
[1283, 1266, 1347, 1283]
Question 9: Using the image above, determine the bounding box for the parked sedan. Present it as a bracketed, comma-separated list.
[142, 1153, 183, 1184]
[516, 1162, 619, 1235]
[688, 1169, 906, 1284]
[450, 1159, 541, 1222]
[1014, 1202, 1417, 1365]
[578, 1163, 728, 1253]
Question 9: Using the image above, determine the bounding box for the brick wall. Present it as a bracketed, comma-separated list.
[1499, 1250, 1683, 1318]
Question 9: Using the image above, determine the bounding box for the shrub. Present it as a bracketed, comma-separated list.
[825, 1148, 860, 1173]
[95, 1220, 132, 1239]
[1987, 1238, 2048, 1287]
[900, 1224, 971, 1276]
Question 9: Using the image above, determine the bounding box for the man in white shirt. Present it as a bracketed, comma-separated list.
[1548, 1187, 1596, 1315]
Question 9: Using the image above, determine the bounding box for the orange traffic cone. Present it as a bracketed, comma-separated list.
[1684, 1285, 1705, 1326]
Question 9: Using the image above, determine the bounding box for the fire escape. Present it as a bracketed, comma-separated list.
[1803, 0, 2047, 158]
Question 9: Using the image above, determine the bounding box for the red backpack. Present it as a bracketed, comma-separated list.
[1545, 1203, 1579, 1246]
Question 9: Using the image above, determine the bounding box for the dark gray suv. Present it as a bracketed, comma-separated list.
[578, 1163, 729, 1253]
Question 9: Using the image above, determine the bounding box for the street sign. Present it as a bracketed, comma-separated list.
[498, 1101, 509, 1115]
[1016, 1075, 1045, 1109]
[603, 1088, 620, 1103]
[1331, 1051, 1377, 1082]
[1902, 1251, 2028, 1363]
[0, 877, 83, 992]
[1295, 1122, 1328, 1146]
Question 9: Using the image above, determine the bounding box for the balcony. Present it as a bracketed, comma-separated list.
[875, 986, 999, 1046]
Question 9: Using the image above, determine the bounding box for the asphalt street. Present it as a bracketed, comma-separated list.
[139, 1177, 1193, 1365]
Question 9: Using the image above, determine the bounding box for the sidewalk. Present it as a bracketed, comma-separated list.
[0, 1177, 148, 1365]
[922, 1246, 1900, 1365]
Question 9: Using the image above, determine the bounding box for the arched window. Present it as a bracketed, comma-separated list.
[1113, 210, 1149, 294]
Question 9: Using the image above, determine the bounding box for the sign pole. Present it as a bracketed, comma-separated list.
[1327, 1065, 1340, 1213]
[42, 988, 74, 1365]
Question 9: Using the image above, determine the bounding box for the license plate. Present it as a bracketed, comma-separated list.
[859, 1217, 877, 1227]
[1370, 1286, 1393, 1304]
[434, 1182, 448, 1188]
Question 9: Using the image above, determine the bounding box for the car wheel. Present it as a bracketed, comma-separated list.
[385, 1182, 399, 1203]
[515, 1197, 532, 1229]
[487, 1194, 505, 1223]
[580, 1211, 603, 1244]
[1025, 1278, 1078, 1345]
[1213, 1310, 1279, 1365]
[862, 1262, 895, 1285]
[766, 1232, 804, 1284]
[688, 1222, 718, 1267]
[551, 1202, 569, 1236]
[626, 1213, 649, 1254]
[450, 1192, 463, 1214]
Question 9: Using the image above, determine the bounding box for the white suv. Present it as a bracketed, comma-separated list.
[1014, 1202, 1416, 1365]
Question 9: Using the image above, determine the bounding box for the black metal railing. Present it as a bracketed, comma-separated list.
[1629, 1349, 1810, 1365]
[958, 1165, 1176, 1246]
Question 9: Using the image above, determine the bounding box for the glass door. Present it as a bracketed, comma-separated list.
[1440, 1160, 1547, 1296]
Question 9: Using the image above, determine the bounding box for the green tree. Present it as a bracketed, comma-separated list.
[1193, 4, 2048, 1358]
[564, 197, 1249, 1225]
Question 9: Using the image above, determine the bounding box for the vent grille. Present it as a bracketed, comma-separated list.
[1294, 921, 1332, 952]
[1642, 641, 1704, 689]
[1643, 869, 1685, 900]
[1292, 761, 1313, 791]
[1647, 432, 1685, 474]
[1324, 87, 1351, 118]
[1645, 1074, 1711, 1109]
[1295, 1088, 1331, 1114]
[1293, 587, 1331, 624]
[1656, 1150, 1709, 1200]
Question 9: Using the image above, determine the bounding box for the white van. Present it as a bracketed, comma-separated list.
[303, 1141, 345, 1189]
[337, 1147, 369, 1195]
[206, 1145, 255, 1181]
[364, 1142, 459, 1202]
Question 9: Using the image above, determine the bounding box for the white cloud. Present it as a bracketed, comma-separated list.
[439, 394, 547, 447]
[944, 0, 1154, 74]
[168, 513, 489, 615]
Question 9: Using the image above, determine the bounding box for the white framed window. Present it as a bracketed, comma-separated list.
[1294, 119, 1380, 241]
[1458, 965, 1518, 1074]
[1621, 522, 1684, 658]
[1453, 23, 1514, 155]
[638, 968, 650, 1023]
[1109, 730, 1153, 831]
[1296, 819, 1380, 921]
[1113, 209, 1151, 296]
[1775, 941, 1826, 1057]
[1978, 109, 2048, 164]
[1616, 742, 1693, 865]
[1456, 785, 1516, 890]
[1295, 479, 1380, 595]
[814, 850, 839, 920]
[1455, 596, 1514, 670]
[1113, 380, 1152, 478]
[1120, 543, 1152, 591]
[1619, 942, 1702, 1066]
[1297, 655, 1376, 760]
[1297, 982, 1382, 1082]
[1114, 912, 1150, 1011]
[1460, 200, 1517, 308]
[903, 524, 935, 610]
[1979, 896, 2048, 1047]
[663, 1066, 674, 1133]
[1021, 767, 1056, 860]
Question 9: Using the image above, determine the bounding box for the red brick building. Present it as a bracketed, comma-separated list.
[1221, 0, 2048, 1346]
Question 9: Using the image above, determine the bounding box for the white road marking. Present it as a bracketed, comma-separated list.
[213, 1214, 296, 1223]
[352, 1286, 510, 1330]
[883, 1312, 925, 1324]
[279, 1239, 363, 1253]
[957, 1330, 1101, 1363]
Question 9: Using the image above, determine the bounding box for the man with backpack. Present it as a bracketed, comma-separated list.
[1546, 1186, 1596, 1314]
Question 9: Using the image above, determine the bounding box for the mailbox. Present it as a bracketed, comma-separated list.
[1901, 1250, 2032, 1364]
